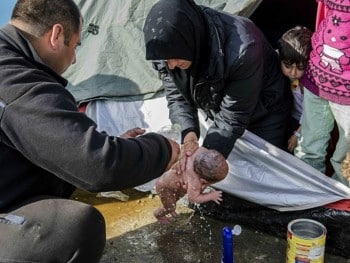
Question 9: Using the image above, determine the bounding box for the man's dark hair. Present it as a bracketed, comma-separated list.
[11, 0, 81, 45]
[277, 26, 313, 68]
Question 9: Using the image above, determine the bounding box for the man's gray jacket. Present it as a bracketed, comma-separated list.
[0, 24, 171, 211]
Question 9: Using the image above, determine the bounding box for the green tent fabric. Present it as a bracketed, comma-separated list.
[63, 0, 261, 104]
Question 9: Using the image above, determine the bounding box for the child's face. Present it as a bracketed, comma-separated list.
[281, 61, 305, 82]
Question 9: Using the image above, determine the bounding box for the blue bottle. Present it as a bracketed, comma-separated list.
[221, 225, 241, 263]
[222, 227, 233, 263]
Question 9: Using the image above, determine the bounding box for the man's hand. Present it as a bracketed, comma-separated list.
[165, 138, 180, 171]
[120, 127, 146, 139]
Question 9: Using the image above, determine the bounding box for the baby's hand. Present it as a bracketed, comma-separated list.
[211, 190, 223, 204]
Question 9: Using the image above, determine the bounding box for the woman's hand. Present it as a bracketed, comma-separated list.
[173, 132, 199, 174]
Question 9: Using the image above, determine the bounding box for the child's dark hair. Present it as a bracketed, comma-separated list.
[277, 26, 313, 68]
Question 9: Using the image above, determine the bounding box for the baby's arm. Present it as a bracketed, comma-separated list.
[187, 185, 223, 205]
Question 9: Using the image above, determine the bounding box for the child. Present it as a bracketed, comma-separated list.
[277, 26, 313, 153]
[294, 1, 350, 186]
[154, 147, 229, 224]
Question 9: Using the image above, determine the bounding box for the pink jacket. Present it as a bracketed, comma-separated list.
[302, 0, 350, 105]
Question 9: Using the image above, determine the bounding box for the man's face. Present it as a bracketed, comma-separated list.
[45, 19, 82, 75]
[57, 24, 82, 74]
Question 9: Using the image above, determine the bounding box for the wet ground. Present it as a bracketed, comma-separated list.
[71, 189, 350, 263]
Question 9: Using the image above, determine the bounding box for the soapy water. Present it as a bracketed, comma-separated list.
[192, 202, 215, 243]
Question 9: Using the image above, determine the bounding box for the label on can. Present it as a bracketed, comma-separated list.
[286, 219, 326, 263]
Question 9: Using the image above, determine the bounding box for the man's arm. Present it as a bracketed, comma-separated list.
[3, 81, 178, 192]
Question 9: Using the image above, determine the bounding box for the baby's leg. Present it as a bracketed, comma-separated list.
[154, 189, 179, 224]
[153, 207, 173, 224]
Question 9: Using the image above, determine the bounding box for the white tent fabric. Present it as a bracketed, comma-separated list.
[207, 128, 350, 211]
[85, 96, 350, 211]
[86, 96, 172, 136]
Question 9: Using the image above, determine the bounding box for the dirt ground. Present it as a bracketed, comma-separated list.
[71, 189, 349, 263]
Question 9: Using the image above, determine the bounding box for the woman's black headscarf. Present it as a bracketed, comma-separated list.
[143, 0, 208, 75]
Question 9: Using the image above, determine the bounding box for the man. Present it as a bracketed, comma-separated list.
[0, 0, 179, 262]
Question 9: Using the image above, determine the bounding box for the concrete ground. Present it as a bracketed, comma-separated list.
[72, 189, 350, 263]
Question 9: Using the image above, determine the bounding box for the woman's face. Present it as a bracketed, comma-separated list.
[167, 59, 192, 70]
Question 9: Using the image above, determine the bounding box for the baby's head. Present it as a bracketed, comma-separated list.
[193, 148, 228, 184]
[277, 25, 313, 81]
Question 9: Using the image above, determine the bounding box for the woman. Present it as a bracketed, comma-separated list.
[143, 0, 292, 166]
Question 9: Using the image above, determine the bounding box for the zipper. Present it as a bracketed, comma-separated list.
[213, 24, 224, 57]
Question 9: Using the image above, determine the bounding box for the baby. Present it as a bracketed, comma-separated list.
[154, 147, 229, 224]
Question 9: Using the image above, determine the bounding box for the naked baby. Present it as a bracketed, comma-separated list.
[154, 147, 229, 224]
